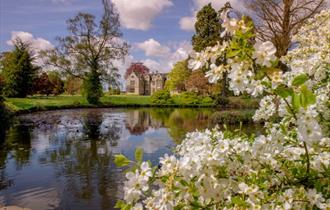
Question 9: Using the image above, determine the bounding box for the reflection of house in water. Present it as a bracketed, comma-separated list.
[125, 110, 164, 135]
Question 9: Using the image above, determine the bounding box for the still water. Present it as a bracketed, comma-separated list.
[0, 108, 261, 210]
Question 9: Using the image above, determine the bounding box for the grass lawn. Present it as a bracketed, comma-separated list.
[4, 95, 153, 112]
[4, 94, 259, 113]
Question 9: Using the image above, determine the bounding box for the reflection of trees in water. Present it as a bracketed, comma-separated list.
[38, 112, 124, 209]
[3, 122, 32, 168]
[83, 112, 103, 140]
[124, 108, 213, 143]
[165, 109, 213, 144]
[0, 120, 32, 190]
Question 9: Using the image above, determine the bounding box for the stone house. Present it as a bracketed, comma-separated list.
[126, 71, 167, 95]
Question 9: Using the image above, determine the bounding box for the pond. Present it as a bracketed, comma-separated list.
[0, 108, 262, 210]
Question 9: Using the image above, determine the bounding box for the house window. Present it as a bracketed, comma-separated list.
[129, 80, 135, 92]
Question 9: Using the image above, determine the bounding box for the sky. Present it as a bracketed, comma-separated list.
[1, 0, 328, 78]
[0, 0, 248, 77]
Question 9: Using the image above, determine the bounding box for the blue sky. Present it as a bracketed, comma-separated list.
[0, 0, 243, 74]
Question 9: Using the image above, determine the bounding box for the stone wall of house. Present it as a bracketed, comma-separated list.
[126, 72, 144, 95]
[126, 72, 167, 95]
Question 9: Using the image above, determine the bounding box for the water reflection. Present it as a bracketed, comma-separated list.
[0, 108, 262, 210]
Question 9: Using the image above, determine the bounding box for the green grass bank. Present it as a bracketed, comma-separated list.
[4, 95, 259, 114]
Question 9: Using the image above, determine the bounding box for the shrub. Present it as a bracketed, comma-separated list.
[108, 87, 121, 95]
[210, 109, 255, 124]
[212, 93, 229, 107]
[48, 72, 64, 96]
[172, 92, 201, 105]
[201, 96, 213, 104]
[151, 89, 173, 105]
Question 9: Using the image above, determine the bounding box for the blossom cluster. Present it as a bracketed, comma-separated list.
[116, 9, 330, 210]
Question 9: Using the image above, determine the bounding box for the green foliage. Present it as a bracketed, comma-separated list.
[151, 89, 173, 105]
[65, 76, 83, 95]
[43, 6, 128, 103]
[114, 154, 131, 167]
[210, 110, 255, 125]
[48, 72, 64, 95]
[0, 73, 5, 102]
[135, 147, 144, 163]
[201, 96, 213, 104]
[108, 87, 121, 95]
[165, 60, 191, 91]
[212, 94, 230, 107]
[172, 92, 202, 105]
[192, 3, 222, 52]
[83, 71, 103, 104]
[292, 74, 309, 87]
[2, 40, 38, 98]
[33, 72, 54, 95]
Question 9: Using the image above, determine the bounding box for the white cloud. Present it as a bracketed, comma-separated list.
[136, 39, 170, 57]
[143, 59, 163, 72]
[179, 15, 196, 31]
[179, 0, 243, 31]
[112, 0, 173, 30]
[137, 40, 192, 72]
[7, 31, 54, 52]
[7, 31, 54, 66]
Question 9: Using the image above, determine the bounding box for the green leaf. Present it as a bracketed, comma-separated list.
[274, 85, 293, 98]
[135, 147, 144, 162]
[292, 93, 301, 111]
[114, 200, 125, 208]
[180, 179, 189, 186]
[292, 74, 309, 87]
[255, 70, 265, 80]
[300, 85, 316, 108]
[114, 154, 131, 167]
[231, 196, 247, 206]
[227, 49, 240, 58]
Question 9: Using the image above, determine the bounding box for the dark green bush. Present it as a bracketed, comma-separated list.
[210, 110, 255, 125]
[108, 88, 121, 95]
[212, 94, 229, 107]
[83, 71, 103, 104]
[151, 90, 173, 105]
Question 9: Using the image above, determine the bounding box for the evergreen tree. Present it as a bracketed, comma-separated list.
[2, 40, 38, 98]
[192, 3, 222, 52]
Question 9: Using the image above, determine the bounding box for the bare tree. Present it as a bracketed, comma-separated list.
[246, 0, 326, 57]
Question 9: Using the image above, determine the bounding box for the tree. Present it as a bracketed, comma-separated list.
[165, 60, 191, 92]
[125, 62, 149, 79]
[33, 72, 54, 96]
[2, 40, 38, 98]
[246, 0, 326, 57]
[43, 0, 129, 104]
[192, 3, 222, 52]
[107, 66, 121, 92]
[83, 71, 103, 104]
[185, 70, 215, 96]
[65, 76, 83, 95]
[48, 72, 64, 95]
[0, 74, 4, 98]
